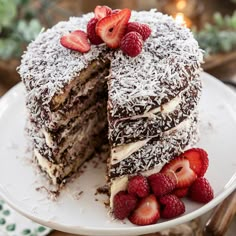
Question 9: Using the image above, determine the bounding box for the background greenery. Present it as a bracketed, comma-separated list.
[0, 0, 41, 60]
[0, 0, 236, 60]
[194, 11, 236, 55]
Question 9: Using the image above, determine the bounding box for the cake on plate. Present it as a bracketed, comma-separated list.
[18, 6, 206, 224]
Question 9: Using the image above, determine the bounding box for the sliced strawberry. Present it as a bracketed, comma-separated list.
[180, 148, 209, 177]
[112, 9, 121, 14]
[60, 30, 90, 53]
[94, 5, 112, 20]
[129, 195, 160, 226]
[96, 8, 131, 49]
[161, 157, 197, 188]
[172, 187, 189, 198]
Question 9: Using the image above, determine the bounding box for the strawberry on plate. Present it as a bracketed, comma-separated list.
[96, 8, 131, 49]
[60, 30, 91, 53]
[129, 195, 160, 225]
[161, 157, 197, 188]
[180, 148, 209, 177]
[94, 5, 112, 20]
[172, 187, 189, 198]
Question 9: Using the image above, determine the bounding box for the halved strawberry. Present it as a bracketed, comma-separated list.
[60, 30, 90, 53]
[94, 5, 112, 20]
[161, 157, 197, 188]
[96, 8, 131, 49]
[112, 9, 121, 14]
[129, 195, 160, 226]
[172, 187, 189, 198]
[180, 148, 209, 177]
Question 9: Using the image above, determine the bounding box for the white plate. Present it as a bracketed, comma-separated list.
[0, 72, 235, 236]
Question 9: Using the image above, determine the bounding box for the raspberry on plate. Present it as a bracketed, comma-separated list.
[189, 177, 214, 203]
[159, 194, 185, 219]
[129, 194, 160, 225]
[113, 191, 137, 220]
[128, 175, 150, 198]
[120, 31, 143, 57]
[148, 173, 177, 197]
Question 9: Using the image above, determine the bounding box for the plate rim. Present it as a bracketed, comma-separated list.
[0, 72, 236, 235]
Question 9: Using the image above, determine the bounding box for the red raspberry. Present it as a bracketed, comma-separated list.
[148, 173, 177, 197]
[126, 22, 151, 41]
[188, 177, 214, 203]
[87, 17, 103, 45]
[128, 175, 150, 198]
[120, 32, 143, 57]
[159, 194, 185, 219]
[113, 191, 138, 220]
[172, 187, 189, 198]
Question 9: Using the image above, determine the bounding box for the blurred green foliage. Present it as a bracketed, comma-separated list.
[194, 11, 236, 55]
[0, 0, 42, 60]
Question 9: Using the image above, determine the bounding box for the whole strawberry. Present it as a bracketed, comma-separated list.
[128, 175, 150, 198]
[87, 18, 103, 45]
[113, 191, 137, 220]
[126, 22, 151, 41]
[188, 177, 214, 203]
[120, 32, 143, 57]
[148, 173, 177, 197]
[159, 194, 185, 219]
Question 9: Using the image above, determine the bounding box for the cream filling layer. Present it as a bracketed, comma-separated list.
[115, 94, 182, 122]
[34, 149, 69, 185]
[110, 116, 192, 165]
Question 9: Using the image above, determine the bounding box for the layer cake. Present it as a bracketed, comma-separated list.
[18, 10, 203, 206]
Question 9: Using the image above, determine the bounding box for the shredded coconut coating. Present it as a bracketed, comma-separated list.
[18, 13, 108, 127]
[109, 75, 202, 145]
[108, 10, 203, 118]
[18, 10, 203, 128]
[109, 111, 199, 179]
